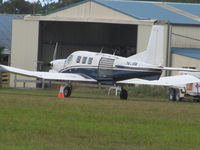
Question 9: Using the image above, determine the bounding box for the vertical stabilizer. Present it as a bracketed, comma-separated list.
[129, 25, 165, 66]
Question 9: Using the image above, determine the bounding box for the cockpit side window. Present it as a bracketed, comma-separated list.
[65, 55, 73, 65]
[76, 56, 81, 63]
[82, 57, 87, 64]
[88, 57, 93, 64]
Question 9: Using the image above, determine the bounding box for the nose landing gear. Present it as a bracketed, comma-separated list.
[58, 84, 72, 98]
[63, 85, 72, 97]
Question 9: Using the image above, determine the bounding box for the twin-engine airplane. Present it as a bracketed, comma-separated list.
[0, 25, 200, 99]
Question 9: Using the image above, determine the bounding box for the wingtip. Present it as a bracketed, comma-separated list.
[0, 65, 8, 71]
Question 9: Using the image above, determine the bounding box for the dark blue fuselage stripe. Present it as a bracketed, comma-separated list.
[61, 65, 161, 73]
[61, 67, 162, 84]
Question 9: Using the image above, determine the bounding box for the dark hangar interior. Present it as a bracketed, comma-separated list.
[38, 21, 138, 71]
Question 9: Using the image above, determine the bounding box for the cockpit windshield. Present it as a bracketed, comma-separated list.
[65, 55, 73, 65]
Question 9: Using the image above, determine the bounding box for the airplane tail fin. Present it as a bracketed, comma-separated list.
[129, 25, 165, 66]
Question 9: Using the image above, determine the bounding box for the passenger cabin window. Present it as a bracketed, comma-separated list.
[65, 55, 73, 65]
[76, 56, 81, 63]
[88, 57, 93, 64]
[82, 57, 87, 64]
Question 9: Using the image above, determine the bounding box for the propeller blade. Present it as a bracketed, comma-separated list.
[53, 42, 58, 60]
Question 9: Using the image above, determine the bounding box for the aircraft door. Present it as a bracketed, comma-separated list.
[98, 57, 114, 81]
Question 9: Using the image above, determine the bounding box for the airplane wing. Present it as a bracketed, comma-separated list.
[0, 65, 96, 82]
[117, 75, 200, 87]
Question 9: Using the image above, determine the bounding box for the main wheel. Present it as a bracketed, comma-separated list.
[175, 89, 182, 101]
[63, 86, 72, 97]
[120, 89, 128, 100]
[169, 88, 176, 101]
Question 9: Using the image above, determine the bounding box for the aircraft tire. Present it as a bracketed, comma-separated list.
[63, 86, 72, 97]
[169, 88, 176, 101]
[120, 89, 128, 100]
[175, 89, 182, 102]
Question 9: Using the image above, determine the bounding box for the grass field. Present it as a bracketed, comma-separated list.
[0, 87, 200, 150]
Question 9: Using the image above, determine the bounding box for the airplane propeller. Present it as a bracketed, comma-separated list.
[53, 42, 58, 61]
[37, 42, 59, 71]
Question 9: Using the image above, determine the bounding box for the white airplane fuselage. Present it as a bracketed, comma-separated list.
[50, 51, 162, 84]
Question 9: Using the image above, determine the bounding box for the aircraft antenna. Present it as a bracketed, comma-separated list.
[100, 47, 104, 53]
[53, 42, 58, 60]
[113, 49, 117, 55]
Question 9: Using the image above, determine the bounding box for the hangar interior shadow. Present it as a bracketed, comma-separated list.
[38, 21, 137, 71]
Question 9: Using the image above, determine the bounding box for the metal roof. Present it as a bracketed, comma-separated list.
[93, 0, 200, 25]
[0, 14, 24, 50]
[171, 48, 200, 60]
[167, 2, 200, 18]
[0, 14, 15, 49]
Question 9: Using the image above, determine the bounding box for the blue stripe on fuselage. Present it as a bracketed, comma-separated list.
[61, 66, 162, 85]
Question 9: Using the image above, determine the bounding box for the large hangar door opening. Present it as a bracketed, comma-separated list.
[38, 21, 137, 71]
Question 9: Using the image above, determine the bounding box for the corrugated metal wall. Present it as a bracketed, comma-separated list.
[171, 54, 200, 75]
[170, 25, 200, 73]
[137, 25, 152, 53]
[10, 19, 39, 88]
[171, 25, 200, 48]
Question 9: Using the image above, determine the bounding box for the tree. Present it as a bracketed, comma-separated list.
[0, 0, 42, 14]
[31, 0, 43, 14]
[39, 0, 82, 14]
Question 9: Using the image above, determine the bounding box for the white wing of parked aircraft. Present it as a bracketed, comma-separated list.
[117, 75, 200, 87]
[0, 65, 96, 82]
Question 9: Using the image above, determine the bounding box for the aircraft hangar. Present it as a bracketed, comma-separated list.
[10, 0, 200, 87]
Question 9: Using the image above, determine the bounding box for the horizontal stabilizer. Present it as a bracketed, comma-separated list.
[0, 65, 96, 82]
[117, 75, 200, 87]
[115, 64, 200, 72]
[161, 67, 199, 72]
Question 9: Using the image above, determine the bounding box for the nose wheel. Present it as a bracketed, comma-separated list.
[58, 84, 72, 98]
[63, 86, 72, 97]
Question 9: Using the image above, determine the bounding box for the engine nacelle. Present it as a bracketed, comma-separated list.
[49, 59, 65, 72]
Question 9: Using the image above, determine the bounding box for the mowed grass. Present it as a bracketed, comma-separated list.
[0, 87, 200, 150]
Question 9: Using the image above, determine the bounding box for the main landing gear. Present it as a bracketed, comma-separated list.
[120, 87, 128, 100]
[59, 84, 128, 100]
[168, 88, 182, 101]
[108, 86, 128, 100]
